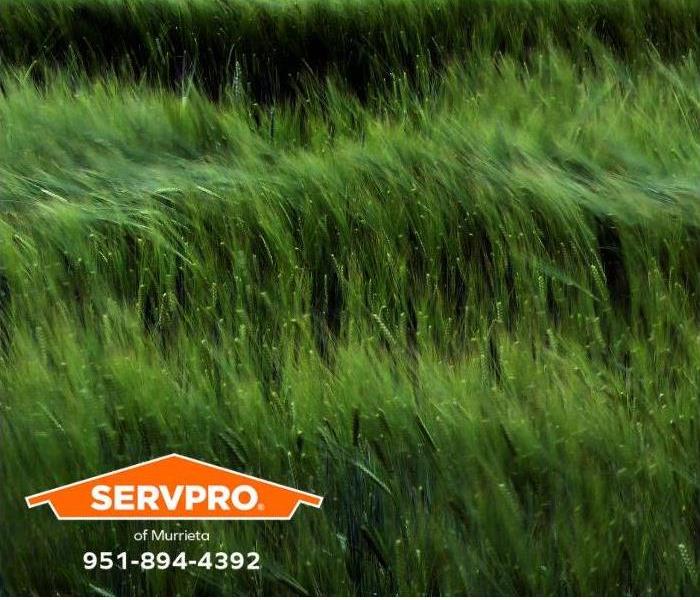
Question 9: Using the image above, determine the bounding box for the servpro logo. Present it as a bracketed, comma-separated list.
[25, 454, 323, 520]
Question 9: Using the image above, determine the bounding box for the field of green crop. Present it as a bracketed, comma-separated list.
[2, 0, 700, 595]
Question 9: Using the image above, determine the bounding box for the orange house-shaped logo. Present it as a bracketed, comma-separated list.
[25, 454, 323, 520]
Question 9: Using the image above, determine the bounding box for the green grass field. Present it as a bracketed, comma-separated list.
[2, 0, 700, 595]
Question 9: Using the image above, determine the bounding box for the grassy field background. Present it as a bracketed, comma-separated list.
[2, 0, 700, 595]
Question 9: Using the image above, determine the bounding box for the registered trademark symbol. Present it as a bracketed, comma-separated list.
[257, 503, 265, 511]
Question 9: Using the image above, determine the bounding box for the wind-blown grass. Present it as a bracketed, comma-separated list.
[3, 0, 700, 99]
[1, 6, 700, 597]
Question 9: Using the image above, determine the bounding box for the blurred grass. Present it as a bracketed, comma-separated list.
[3, 0, 700, 100]
[2, 2, 700, 596]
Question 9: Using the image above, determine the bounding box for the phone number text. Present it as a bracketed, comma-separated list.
[83, 551, 261, 570]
